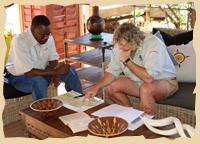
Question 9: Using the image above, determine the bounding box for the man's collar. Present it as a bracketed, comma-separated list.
[27, 27, 39, 47]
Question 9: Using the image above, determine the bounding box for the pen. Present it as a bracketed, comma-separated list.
[131, 117, 141, 124]
[73, 94, 85, 98]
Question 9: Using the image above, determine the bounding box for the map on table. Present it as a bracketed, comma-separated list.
[55, 90, 104, 112]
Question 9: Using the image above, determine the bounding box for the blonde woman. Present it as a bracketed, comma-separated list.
[85, 23, 178, 114]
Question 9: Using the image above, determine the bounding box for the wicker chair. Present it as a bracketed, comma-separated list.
[2, 84, 57, 125]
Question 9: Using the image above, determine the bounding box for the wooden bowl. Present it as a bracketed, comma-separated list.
[88, 116, 128, 137]
[30, 98, 63, 117]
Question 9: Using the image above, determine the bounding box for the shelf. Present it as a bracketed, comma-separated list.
[67, 49, 111, 68]
[77, 66, 103, 84]
[65, 32, 113, 49]
[80, 79, 95, 90]
[77, 66, 103, 98]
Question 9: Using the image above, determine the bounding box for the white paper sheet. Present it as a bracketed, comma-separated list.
[91, 104, 144, 123]
[59, 112, 94, 133]
[128, 114, 154, 131]
[55, 90, 104, 112]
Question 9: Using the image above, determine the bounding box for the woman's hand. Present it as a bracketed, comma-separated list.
[120, 49, 132, 62]
[84, 85, 99, 99]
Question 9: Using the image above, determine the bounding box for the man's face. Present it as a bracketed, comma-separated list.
[118, 39, 132, 51]
[32, 25, 51, 44]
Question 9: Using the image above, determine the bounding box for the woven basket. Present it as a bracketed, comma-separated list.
[105, 95, 196, 127]
[30, 98, 63, 117]
[2, 84, 57, 125]
[88, 117, 128, 137]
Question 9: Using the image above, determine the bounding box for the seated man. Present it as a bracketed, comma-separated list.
[85, 23, 178, 114]
[6, 15, 82, 100]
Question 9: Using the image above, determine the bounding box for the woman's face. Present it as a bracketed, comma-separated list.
[117, 39, 133, 51]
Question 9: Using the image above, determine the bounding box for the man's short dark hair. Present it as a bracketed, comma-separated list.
[31, 15, 50, 27]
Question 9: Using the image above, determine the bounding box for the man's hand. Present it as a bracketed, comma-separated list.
[54, 63, 69, 75]
[48, 60, 58, 69]
[120, 49, 132, 62]
[52, 75, 61, 88]
[24, 62, 70, 77]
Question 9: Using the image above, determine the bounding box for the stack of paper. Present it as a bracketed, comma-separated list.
[91, 104, 153, 131]
[91, 104, 144, 123]
[55, 90, 104, 112]
[59, 112, 94, 133]
[128, 114, 154, 131]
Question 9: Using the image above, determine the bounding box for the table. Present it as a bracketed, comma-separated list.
[64, 32, 113, 70]
[20, 103, 164, 139]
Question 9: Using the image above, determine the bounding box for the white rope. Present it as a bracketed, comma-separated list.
[183, 124, 195, 137]
[140, 116, 195, 138]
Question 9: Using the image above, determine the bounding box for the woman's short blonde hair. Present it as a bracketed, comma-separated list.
[113, 23, 145, 47]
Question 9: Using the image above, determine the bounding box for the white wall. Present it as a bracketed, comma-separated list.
[5, 4, 21, 35]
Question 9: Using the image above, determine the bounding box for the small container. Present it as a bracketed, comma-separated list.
[30, 98, 63, 117]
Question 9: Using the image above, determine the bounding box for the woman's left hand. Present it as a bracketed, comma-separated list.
[120, 49, 132, 62]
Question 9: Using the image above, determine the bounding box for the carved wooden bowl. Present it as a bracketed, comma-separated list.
[30, 98, 63, 117]
[88, 116, 128, 137]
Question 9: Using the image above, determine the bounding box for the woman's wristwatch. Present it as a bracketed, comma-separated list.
[123, 57, 131, 66]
